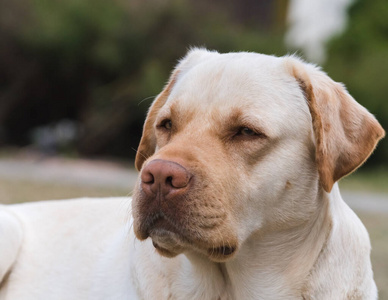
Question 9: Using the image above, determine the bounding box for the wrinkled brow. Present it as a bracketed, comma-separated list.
[215, 108, 268, 135]
[168, 102, 197, 126]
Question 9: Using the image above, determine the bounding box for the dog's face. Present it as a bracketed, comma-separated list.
[132, 49, 384, 262]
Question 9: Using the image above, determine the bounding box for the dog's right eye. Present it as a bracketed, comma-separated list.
[239, 127, 256, 136]
[158, 119, 172, 130]
[233, 126, 265, 140]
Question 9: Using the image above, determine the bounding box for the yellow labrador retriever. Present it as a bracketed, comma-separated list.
[0, 49, 385, 299]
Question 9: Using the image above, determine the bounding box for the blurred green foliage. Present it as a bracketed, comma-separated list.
[0, 0, 286, 157]
[325, 0, 388, 166]
[0, 0, 386, 166]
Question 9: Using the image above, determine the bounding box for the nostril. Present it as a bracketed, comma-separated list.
[170, 173, 191, 189]
[141, 170, 154, 184]
[166, 176, 173, 186]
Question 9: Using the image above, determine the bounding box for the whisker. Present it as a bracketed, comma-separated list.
[126, 189, 134, 197]
[131, 147, 148, 161]
[138, 95, 157, 106]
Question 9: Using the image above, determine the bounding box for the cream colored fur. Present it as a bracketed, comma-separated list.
[0, 49, 384, 299]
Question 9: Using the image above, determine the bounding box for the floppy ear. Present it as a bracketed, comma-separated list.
[286, 57, 385, 192]
[135, 68, 179, 171]
[135, 48, 215, 171]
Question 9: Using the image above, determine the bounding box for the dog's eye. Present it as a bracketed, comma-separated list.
[233, 127, 266, 140]
[239, 127, 256, 136]
[159, 119, 172, 130]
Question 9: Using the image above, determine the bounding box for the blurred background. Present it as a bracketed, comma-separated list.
[0, 0, 387, 297]
[0, 0, 387, 162]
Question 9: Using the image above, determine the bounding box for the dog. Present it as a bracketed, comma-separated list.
[0, 49, 385, 299]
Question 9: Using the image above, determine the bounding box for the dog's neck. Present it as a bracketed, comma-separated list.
[177, 186, 333, 300]
[224, 188, 332, 299]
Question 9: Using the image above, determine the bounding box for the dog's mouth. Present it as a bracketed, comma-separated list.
[141, 212, 184, 240]
[207, 245, 236, 262]
[209, 246, 236, 256]
[150, 215, 178, 235]
[143, 214, 189, 257]
[136, 211, 238, 261]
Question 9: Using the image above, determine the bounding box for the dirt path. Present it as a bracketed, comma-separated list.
[0, 156, 387, 213]
[341, 191, 388, 214]
[0, 156, 138, 189]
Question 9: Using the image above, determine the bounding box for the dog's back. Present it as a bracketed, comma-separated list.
[0, 198, 137, 300]
[0, 207, 23, 285]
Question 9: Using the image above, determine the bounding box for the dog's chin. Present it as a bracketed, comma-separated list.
[151, 240, 182, 258]
[149, 228, 185, 258]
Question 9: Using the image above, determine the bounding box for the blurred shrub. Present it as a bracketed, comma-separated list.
[0, 0, 285, 158]
[325, 0, 388, 167]
[1, 0, 386, 167]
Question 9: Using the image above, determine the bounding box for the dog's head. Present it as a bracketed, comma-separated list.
[132, 49, 384, 262]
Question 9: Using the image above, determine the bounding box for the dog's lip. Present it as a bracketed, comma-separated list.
[151, 216, 178, 234]
[207, 245, 237, 260]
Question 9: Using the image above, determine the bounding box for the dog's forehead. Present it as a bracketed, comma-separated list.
[165, 53, 311, 134]
[174, 53, 286, 102]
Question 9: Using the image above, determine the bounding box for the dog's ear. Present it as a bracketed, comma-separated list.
[135, 48, 216, 171]
[135, 68, 179, 171]
[286, 57, 385, 192]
